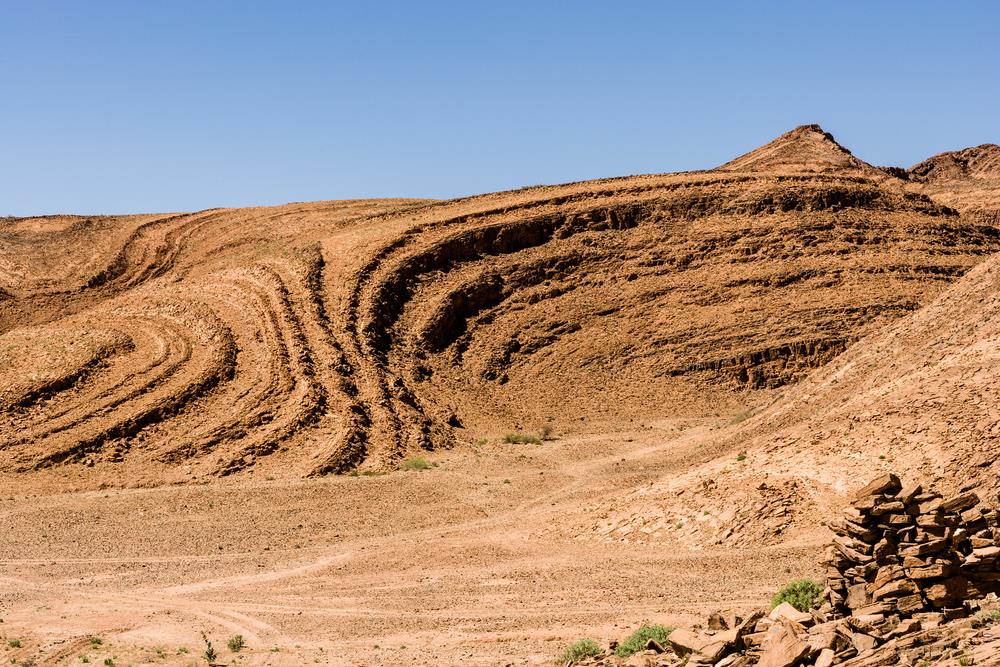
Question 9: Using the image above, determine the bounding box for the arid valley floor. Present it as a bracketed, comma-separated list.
[2, 125, 1000, 665]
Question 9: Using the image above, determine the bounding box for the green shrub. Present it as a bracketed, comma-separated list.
[771, 579, 823, 612]
[729, 409, 754, 425]
[559, 638, 601, 663]
[8, 639, 21, 648]
[502, 432, 541, 445]
[975, 608, 1000, 625]
[227, 635, 245, 652]
[615, 624, 673, 657]
[201, 632, 216, 663]
[399, 457, 431, 471]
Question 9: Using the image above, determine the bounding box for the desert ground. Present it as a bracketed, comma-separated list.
[2, 125, 999, 665]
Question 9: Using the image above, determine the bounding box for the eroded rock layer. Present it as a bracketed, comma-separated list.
[1, 126, 998, 486]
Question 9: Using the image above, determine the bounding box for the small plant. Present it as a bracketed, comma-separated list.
[675, 521, 684, 529]
[200, 632, 216, 663]
[80, 656, 91, 664]
[736, 453, 747, 462]
[975, 608, 1000, 624]
[615, 624, 674, 657]
[399, 457, 431, 471]
[959, 657, 974, 666]
[538, 424, 554, 440]
[227, 635, 245, 653]
[8, 639, 21, 648]
[559, 638, 601, 663]
[89, 637, 102, 647]
[103, 659, 115, 667]
[502, 432, 541, 445]
[771, 579, 824, 612]
[177, 646, 189, 654]
[729, 408, 754, 425]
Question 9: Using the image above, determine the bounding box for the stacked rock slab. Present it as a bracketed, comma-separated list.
[823, 473, 1000, 626]
[565, 474, 1000, 666]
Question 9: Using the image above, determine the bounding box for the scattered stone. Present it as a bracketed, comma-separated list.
[769, 602, 812, 626]
[757, 621, 809, 667]
[814, 647, 836, 667]
[708, 611, 729, 631]
[851, 474, 901, 502]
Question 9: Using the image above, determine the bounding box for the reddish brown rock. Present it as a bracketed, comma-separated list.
[757, 621, 809, 667]
[851, 474, 902, 502]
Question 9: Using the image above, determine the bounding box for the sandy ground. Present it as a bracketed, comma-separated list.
[0, 420, 823, 666]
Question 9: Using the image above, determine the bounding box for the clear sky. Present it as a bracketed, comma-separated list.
[2, 2, 998, 216]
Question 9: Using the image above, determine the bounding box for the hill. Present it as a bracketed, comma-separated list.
[2, 126, 999, 490]
[908, 143, 1000, 224]
[599, 247, 1000, 551]
[4, 125, 1000, 666]
[718, 124, 881, 176]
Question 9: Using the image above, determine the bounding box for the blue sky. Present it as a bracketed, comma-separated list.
[2, 2, 998, 215]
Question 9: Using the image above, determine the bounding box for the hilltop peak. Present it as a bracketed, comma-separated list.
[718, 124, 876, 175]
[909, 143, 1000, 182]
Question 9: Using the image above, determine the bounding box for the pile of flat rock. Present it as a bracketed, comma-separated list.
[825, 473, 1000, 621]
[568, 474, 1000, 667]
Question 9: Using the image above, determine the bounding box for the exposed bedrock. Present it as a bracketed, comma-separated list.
[2, 148, 1000, 480]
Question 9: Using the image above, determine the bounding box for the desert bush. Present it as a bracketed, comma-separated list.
[729, 408, 755, 425]
[560, 638, 601, 663]
[975, 608, 1000, 625]
[227, 635, 245, 652]
[399, 457, 431, 471]
[502, 432, 541, 445]
[615, 624, 673, 657]
[771, 579, 823, 612]
[201, 632, 217, 662]
[8, 639, 22, 648]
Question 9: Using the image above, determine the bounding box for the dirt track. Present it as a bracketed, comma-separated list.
[1, 420, 824, 666]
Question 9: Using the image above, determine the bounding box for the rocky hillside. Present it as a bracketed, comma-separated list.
[1, 126, 998, 489]
[907, 144, 1000, 225]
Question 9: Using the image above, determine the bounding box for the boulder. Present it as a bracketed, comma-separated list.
[667, 629, 715, 658]
[941, 492, 980, 513]
[814, 647, 835, 667]
[757, 621, 809, 667]
[851, 631, 878, 653]
[769, 602, 813, 626]
[851, 474, 901, 502]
